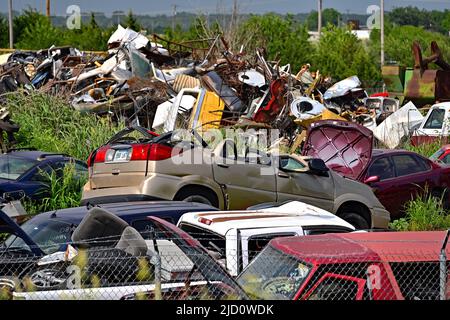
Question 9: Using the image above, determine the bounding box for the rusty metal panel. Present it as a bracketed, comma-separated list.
[435, 70, 450, 102]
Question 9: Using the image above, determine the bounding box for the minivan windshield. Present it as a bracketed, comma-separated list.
[237, 245, 311, 300]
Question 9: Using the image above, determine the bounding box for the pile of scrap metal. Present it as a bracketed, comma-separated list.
[0, 26, 402, 147]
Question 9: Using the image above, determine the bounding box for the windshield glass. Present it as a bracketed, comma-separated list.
[3, 218, 75, 254]
[0, 156, 37, 180]
[237, 245, 311, 300]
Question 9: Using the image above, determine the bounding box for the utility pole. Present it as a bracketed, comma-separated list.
[380, 0, 385, 66]
[172, 4, 177, 31]
[318, 0, 323, 38]
[8, 0, 13, 49]
[46, 0, 51, 18]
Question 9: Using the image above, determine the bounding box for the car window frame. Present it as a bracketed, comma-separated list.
[302, 273, 366, 301]
[365, 156, 396, 182]
[391, 154, 432, 178]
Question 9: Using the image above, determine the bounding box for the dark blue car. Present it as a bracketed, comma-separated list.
[0, 201, 217, 257]
[0, 150, 87, 200]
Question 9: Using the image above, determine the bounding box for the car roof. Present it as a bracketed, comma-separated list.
[372, 149, 419, 156]
[29, 201, 217, 225]
[270, 231, 450, 264]
[179, 202, 354, 235]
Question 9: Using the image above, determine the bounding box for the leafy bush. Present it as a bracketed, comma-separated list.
[313, 25, 382, 83]
[236, 14, 314, 72]
[389, 193, 450, 231]
[5, 92, 124, 161]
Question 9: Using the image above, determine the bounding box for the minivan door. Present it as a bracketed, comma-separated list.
[212, 140, 276, 209]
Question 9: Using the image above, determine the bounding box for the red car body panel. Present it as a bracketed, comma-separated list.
[302, 120, 450, 219]
[270, 231, 450, 300]
[359, 149, 450, 219]
[302, 120, 373, 180]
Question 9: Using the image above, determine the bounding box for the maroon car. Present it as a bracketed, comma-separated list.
[303, 120, 450, 220]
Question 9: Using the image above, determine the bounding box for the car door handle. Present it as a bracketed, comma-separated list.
[217, 164, 229, 168]
[278, 172, 290, 178]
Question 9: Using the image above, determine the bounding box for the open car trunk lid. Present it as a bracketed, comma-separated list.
[302, 120, 373, 180]
[89, 126, 159, 189]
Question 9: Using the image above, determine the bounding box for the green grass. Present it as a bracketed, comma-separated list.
[401, 139, 444, 158]
[23, 163, 88, 215]
[2, 91, 125, 215]
[389, 193, 450, 231]
[5, 91, 124, 161]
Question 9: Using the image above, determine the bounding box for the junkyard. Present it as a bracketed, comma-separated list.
[0, 0, 450, 304]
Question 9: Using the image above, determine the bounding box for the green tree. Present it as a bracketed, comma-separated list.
[124, 10, 142, 31]
[236, 14, 314, 72]
[369, 24, 450, 66]
[15, 10, 62, 49]
[306, 8, 342, 30]
[0, 17, 8, 48]
[313, 26, 381, 83]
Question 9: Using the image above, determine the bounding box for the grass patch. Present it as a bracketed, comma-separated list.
[401, 139, 444, 158]
[389, 193, 450, 231]
[5, 91, 124, 161]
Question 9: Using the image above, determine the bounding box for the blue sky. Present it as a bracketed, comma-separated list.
[1, 0, 449, 15]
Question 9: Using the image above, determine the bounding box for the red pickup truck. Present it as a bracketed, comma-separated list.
[237, 231, 450, 300]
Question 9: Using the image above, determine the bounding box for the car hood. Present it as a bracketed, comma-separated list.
[302, 120, 373, 180]
[0, 209, 43, 255]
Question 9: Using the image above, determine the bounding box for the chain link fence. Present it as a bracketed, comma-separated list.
[0, 231, 448, 301]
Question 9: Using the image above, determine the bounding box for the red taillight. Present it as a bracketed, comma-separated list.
[130, 144, 151, 161]
[198, 217, 212, 225]
[93, 147, 108, 163]
[148, 143, 179, 161]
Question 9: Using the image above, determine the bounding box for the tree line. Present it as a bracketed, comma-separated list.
[0, 8, 449, 85]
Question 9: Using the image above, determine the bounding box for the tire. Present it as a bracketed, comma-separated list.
[176, 188, 218, 207]
[340, 212, 370, 230]
[181, 194, 213, 206]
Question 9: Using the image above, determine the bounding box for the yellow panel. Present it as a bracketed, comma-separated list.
[294, 109, 347, 128]
[189, 90, 226, 130]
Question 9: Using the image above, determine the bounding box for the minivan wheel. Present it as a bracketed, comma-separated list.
[340, 212, 370, 230]
[181, 195, 213, 206]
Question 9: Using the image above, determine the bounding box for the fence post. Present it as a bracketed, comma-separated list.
[149, 227, 162, 300]
[439, 230, 449, 300]
[154, 252, 162, 300]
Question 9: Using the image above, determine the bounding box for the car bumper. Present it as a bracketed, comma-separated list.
[370, 207, 391, 229]
[81, 173, 181, 205]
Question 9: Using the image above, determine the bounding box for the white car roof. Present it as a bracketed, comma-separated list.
[431, 102, 450, 109]
[178, 201, 355, 236]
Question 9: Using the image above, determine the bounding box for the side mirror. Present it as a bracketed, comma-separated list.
[308, 159, 329, 175]
[364, 176, 380, 184]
